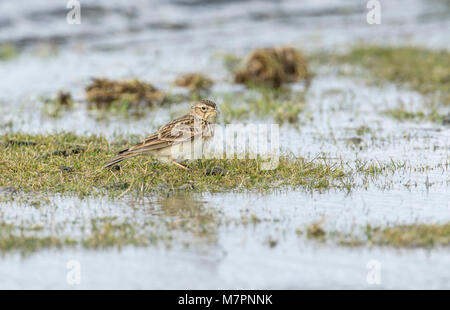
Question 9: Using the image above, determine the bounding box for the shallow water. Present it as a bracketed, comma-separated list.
[1, 188, 450, 289]
[0, 0, 449, 289]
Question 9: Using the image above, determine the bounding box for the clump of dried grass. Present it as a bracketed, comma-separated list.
[174, 73, 213, 93]
[234, 46, 309, 88]
[85, 78, 165, 108]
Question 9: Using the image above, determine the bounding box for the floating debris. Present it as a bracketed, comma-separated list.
[174, 73, 213, 93]
[234, 46, 309, 88]
[85, 78, 165, 108]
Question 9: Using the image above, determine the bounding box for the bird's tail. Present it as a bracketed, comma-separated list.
[103, 148, 137, 169]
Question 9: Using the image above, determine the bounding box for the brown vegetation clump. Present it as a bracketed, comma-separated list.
[55, 90, 73, 106]
[174, 73, 214, 93]
[307, 222, 326, 239]
[85, 78, 165, 108]
[234, 46, 309, 88]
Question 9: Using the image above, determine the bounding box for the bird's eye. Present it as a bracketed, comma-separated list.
[201, 106, 207, 111]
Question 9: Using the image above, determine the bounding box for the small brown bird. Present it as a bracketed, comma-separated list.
[104, 99, 219, 170]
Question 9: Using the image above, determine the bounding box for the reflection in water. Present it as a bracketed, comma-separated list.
[0, 193, 221, 254]
[154, 192, 220, 245]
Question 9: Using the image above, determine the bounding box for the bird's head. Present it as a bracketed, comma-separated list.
[190, 99, 219, 123]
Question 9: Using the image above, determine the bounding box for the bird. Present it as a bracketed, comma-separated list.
[104, 99, 219, 170]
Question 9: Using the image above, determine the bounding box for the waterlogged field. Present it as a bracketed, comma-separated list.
[0, 0, 449, 289]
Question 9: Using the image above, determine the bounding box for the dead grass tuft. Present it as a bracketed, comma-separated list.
[85, 78, 166, 108]
[234, 46, 309, 88]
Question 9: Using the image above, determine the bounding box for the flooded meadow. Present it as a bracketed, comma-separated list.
[0, 0, 449, 289]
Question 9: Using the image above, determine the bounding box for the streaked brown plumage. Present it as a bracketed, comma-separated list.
[104, 99, 218, 169]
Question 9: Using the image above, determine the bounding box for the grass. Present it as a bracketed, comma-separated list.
[0, 215, 209, 256]
[40, 90, 75, 118]
[310, 44, 450, 123]
[0, 43, 18, 61]
[301, 222, 450, 248]
[382, 99, 447, 123]
[341, 46, 450, 103]
[366, 223, 450, 248]
[0, 220, 76, 255]
[218, 87, 306, 124]
[214, 52, 242, 74]
[0, 132, 356, 198]
[0, 191, 222, 256]
[383, 108, 446, 123]
[4, 212, 450, 255]
[0, 132, 419, 198]
[310, 45, 450, 113]
[353, 223, 450, 248]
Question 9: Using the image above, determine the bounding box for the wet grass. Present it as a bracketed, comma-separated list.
[0, 132, 418, 198]
[0, 222, 77, 256]
[383, 107, 446, 123]
[339, 46, 450, 104]
[0, 132, 355, 198]
[331, 46, 448, 103]
[0, 216, 204, 256]
[215, 52, 242, 74]
[218, 87, 306, 124]
[0, 43, 18, 61]
[0, 235, 72, 255]
[382, 98, 447, 123]
[300, 222, 450, 248]
[310, 45, 450, 120]
[0, 192, 221, 256]
[339, 223, 450, 248]
[365, 223, 450, 248]
[41, 90, 75, 118]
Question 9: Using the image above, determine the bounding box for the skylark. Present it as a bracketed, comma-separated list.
[104, 99, 219, 170]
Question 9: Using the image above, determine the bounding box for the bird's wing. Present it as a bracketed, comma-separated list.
[121, 115, 201, 155]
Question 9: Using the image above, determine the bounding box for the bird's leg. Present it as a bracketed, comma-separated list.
[171, 160, 189, 170]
